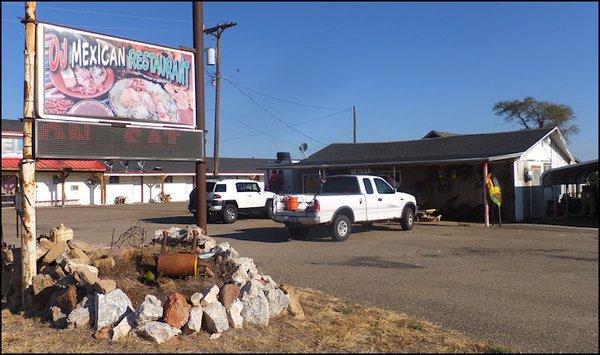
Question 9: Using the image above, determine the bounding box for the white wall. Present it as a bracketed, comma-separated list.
[163, 176, 194, 202]
[106, 176, 138, 205]
[513, 134, 572, 221]
[35, 172, 101, 206]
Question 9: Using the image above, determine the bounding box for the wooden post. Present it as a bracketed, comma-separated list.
[483, 161, 489, 227]
[60, 171, 69, 207]
[193, 2, 208, 231]
[100, 175, 106, 205]
[19, 1, 37, 306]
[160, 174, 166, 202]
[140, 175, 144, 203]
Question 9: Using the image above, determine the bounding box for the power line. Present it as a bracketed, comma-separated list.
[219, 112, 281, 150]
[222, 109, 349, 142]
[223, 77, 326, 145]
[33, 4, 192, 24]
[222, 75, 351, 111]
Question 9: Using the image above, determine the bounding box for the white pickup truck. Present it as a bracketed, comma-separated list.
[271, 175, 417, 241]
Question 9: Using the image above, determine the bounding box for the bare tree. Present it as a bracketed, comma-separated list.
[493, 97, 579, 139]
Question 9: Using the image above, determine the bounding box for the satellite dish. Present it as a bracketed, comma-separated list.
[299, 143, 308, 159]
[120, 160, 129, 173]
[104, 160, 114, 171]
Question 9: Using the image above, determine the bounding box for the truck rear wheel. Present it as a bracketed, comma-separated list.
[288, 226, 310, 240]
[331, 214, 351, 242]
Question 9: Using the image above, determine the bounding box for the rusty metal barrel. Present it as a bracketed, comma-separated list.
[157, 252, 197, 278]
[157, 230, 198, 278]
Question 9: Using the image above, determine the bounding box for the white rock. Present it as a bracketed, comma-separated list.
[241, 279, 263, 299]
[217, 242, 230, 252]
[137, 321, 181, 344]
[61, 258, 99, 277]
[227, 247, 240, 259]
[209, 332, 222, 340]
[202, 301, 229, 333]
[233, 257, 259, 279]
[137, 294, 163, 325]
[262, 275, 277, 291]
[190, 292, 203, 307]
[266, 288, 290, 317]
[95, 289, 134, 330]
[227, 299, 244, 329]
[112, 312, 137, 341]
[231, 268, 250, 285]
[186, 306, 203, 332]
[200, 285, 220, 306]
[241, 292, 270, 326]
[67, 307, 90, 328]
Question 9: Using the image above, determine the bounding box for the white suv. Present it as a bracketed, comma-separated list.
[188, 179, 275, 224]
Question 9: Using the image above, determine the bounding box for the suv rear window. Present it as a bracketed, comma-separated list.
[215, 184, 227, 192]
[320, 176, 360, 194]
[206, 182, 216, 192]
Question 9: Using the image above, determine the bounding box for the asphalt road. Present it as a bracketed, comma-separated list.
[2, 203, 598, 352]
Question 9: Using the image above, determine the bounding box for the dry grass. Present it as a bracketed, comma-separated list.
[1, 286, 507, 353]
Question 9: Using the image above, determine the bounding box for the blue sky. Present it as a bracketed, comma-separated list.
[2, 1, 598, 160]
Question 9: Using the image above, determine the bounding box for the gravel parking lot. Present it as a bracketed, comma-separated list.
[2, 202, 598, 352]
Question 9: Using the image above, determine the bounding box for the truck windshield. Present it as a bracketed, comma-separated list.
[319, 176, 360, 194]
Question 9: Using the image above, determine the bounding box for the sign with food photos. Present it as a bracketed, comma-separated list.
[36, 22, 196, 129]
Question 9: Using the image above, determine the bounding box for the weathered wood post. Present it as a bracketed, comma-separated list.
[19, 1, 38, 306]
[483, 161, 489, 227]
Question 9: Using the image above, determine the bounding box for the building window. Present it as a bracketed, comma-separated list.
[71, 185, 78, 191]
[108, 176, 120, 184]
[164, 176, 173, 183]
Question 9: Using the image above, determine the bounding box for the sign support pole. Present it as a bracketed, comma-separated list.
[20, 1, 38, 307]
[193, 2, 207, 231]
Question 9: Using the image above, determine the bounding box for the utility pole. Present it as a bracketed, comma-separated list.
[20, 1, 37, 307]
[352, 105, 357, 143]
[204, 21, 236, 178]
[193, 2, 208, 231]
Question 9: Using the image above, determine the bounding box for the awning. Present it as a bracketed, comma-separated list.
[1, 158, 106, 172]
[541, 159, 598, 186]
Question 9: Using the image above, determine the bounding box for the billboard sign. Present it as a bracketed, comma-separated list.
[34, 22, 203, 161]
[36, 22, 196, 129]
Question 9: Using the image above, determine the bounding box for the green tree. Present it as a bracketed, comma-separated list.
[492, 97, 579, 139]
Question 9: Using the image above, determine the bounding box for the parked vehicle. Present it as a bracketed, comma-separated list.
[271, 175, 417, 241]
[188, 179, 275, 224]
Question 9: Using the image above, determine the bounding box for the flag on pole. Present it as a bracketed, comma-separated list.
[485, 173, 502, 207]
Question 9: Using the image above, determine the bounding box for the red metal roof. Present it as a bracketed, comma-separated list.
[2, 158, 106, 172]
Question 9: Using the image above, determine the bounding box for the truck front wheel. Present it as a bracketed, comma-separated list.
[288, 226, 310, 240]
[400, 207, 414, 230]
[331, 214, 351, 242]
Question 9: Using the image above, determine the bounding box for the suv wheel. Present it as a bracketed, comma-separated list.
[400, 207, 414, 230]
[264, 200, 274, 219]
[288, 226, 310, 240]
[331, 214, 351, 242]
[222, 203, 238, 224]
